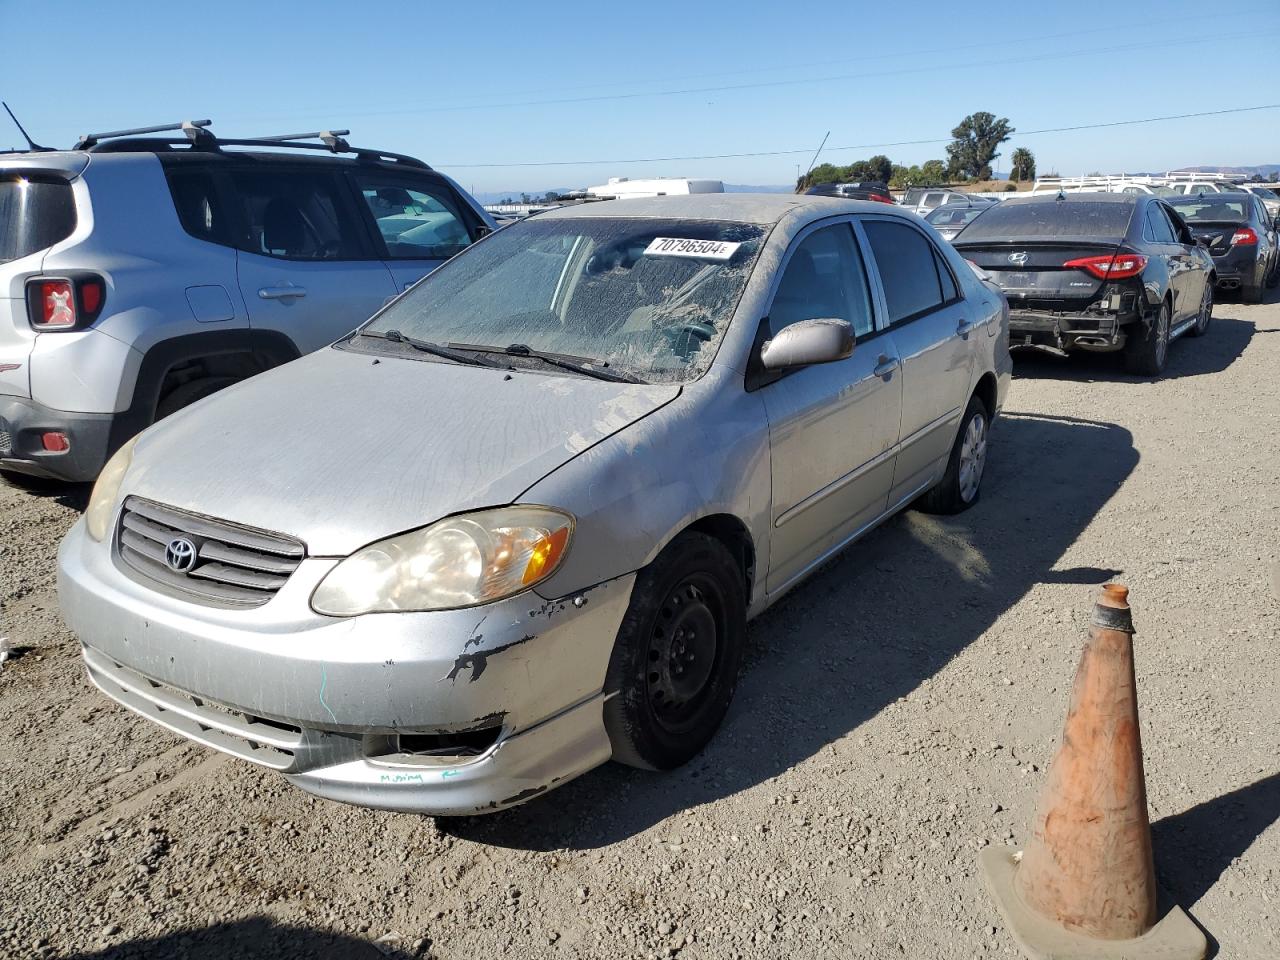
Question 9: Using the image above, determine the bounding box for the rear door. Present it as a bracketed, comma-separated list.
[347, 170, 484, 293]
[229, 165, 397, 353]
[860, 217, 973, 506]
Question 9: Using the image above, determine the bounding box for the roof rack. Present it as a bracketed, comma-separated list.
[71, 121, 429, 169]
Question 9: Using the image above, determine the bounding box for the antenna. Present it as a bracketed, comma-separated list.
[2, 101, 52, 152]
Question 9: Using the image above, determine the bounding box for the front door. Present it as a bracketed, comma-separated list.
[761, 222, 903, 594]
[229, 165, 398, 353]
[860, 217, 974, 506]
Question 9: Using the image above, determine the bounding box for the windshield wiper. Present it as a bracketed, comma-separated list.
[360, 329, 504, 368]
[450, 343, 645, 384]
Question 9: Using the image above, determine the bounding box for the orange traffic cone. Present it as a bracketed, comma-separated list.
[979, 584, 1207, 959]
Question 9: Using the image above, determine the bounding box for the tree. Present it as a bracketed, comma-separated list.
[945, 112, 1014, 181]
[1010, 147, 1035, 183]
[920, 159, 947, 184]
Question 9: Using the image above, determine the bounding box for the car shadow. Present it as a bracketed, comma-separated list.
[1011, 315, 1255, 383]
[1152, 772, 1280, 913]
[0, 471, 90, 512]
[63, 916, 421, 960]
[443, 411, 1139, 850]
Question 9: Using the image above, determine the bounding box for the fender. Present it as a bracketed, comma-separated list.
[108, 329, 301, 453]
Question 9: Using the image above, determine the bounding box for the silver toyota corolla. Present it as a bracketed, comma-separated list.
[58, 194, 1011, 814]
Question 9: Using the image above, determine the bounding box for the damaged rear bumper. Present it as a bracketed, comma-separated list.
[58, 518, 635, 814]
[1007, 307, 1137, 353]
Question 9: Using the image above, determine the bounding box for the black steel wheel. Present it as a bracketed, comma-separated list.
[604, 532, 746, 770]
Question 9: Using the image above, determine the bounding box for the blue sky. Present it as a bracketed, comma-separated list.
[3, 0, 1278, 194]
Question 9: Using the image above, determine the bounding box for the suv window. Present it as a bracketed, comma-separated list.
[770, 224, 874, 339]
[1145, 205, 1176, 243]
[0, 176, 76, 264]
[354, 174, 472, 260]
[862, 220, 946, 324]
[167, 169, 234, 247]
[229, 169, 364, 261]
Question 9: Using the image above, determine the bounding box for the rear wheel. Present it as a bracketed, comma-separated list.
[1123, 300, 1170, 376]
[603, 532, 746, 770]
[1188, 280, 1213, 337]
[917, 394, 989, 515]
[155, 376, 238, 420]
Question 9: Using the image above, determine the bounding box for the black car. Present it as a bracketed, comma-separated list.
[952, 194, 1215, 375]
[1166, 192, 1278, 303]
[804, 181, 894, 203]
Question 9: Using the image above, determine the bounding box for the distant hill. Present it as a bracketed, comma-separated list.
[470, 182, 794, 204]
[724, 183, 792, 194]
[1174, 164, 1279, 179]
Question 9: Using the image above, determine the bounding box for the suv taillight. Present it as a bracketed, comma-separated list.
[1231, 227, 1258, 246]
[1062, 254, 1148, 280]
[25, 275, 106, 330]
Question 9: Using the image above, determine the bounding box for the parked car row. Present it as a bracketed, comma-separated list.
[0, 118, 1266, 817]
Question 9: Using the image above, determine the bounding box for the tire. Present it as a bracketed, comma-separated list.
[1265, 254, 1279, 289]
[1187, 279, 1213, 337]
[603, 532, 746, 770]
[917, 394, 989, 515]
[1122, 300, 1171, 376]
[155, 376, 237, 420]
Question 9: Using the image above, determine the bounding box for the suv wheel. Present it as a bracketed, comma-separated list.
[1123, 301, 1170, 376]
[1187, 281, 1213, 337]
[603, 532, 746, 770]
[155, 376, 237, 421]
[917, 394, 989, 515]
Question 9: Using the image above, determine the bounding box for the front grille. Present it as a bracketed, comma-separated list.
[83, 645, 302, 770]
[117, 496, 305, 608]
[0, 430, 11, 456]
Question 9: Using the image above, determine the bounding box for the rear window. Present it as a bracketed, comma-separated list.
[0, 176, 76, 264]
[1168, 198, 1249, 223]
[955, 200, 1133, 241]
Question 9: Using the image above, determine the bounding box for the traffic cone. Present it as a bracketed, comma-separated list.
[979, 584, 1207, 959]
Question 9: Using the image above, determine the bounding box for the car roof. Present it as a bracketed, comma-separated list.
[999, 192, 1138, 205]
[534, 193, 898, 226]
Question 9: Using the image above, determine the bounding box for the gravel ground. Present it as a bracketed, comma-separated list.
[2, 294, 1277, 960]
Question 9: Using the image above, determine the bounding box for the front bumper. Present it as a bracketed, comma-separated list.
[58, 518, 636, 814]
[1007, 307, 1135, 353]
[0, 395, 115, 482]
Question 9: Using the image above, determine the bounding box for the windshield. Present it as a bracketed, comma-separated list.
[1167, 197, 1249, 223]
[0, 176, 76, 264]
[359, 216, 767, 383]
[954, 200, 1133, 241]
[927, 206, 985, 227]
[1248, 186, 1279, 200]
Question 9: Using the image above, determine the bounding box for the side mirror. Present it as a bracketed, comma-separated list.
[759, 318, 853, 370]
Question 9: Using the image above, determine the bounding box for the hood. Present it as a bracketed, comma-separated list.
[125, 347, 680, 555]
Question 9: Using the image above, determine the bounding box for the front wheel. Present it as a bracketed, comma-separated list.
[917, 394, 989, 515]
[603, 532, 746, 770]
[1187, 280, 1213, 337]
[1123, 301, 1170, 376]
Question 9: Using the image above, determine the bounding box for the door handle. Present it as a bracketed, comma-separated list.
[873, 355, 900, 378]
[956, 318, 979, 337]
[258, 285, 308, 300]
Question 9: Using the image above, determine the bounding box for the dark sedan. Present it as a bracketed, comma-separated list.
[1167, 192, 1278, 303]
[953, 194, 1215, 375]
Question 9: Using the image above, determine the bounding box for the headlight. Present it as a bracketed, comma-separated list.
[85, 435, 139, 542]
[311, 506, 574, 616]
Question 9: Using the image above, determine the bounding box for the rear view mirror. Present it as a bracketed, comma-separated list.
[760, 318, 853, 370]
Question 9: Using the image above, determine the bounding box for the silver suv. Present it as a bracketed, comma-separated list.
[0, 120, 493, 481]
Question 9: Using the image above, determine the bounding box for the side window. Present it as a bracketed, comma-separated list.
[934, 248, 959, 302]
[228, 169, 363, 261]
[1145, 205, 1176, 243]
[353, 174, 473, 260]
[166, 169, 233, 247]
[862, 219, 945, 324]
[770, 224, 874, 339]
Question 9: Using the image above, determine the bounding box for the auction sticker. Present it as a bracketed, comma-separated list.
[644, 237, 741, 261]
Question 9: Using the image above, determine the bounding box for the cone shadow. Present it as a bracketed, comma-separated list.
[1152, 772, 1280, 911]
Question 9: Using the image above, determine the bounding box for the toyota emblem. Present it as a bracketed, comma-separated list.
[165, 537, 198, 573]
[1008, 251, 1029, 266]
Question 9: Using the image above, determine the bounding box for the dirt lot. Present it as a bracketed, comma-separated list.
[2, 293, 1278, 960]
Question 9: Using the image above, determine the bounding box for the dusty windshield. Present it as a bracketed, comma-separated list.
[359, 216, 767, 383]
